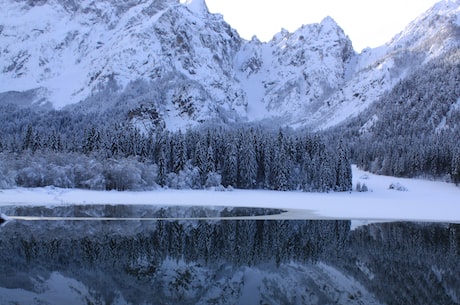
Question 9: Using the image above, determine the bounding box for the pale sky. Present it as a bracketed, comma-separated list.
[203, 0, 440, 51]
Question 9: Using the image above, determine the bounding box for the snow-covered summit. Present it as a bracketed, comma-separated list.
[181, 0, 209, 16]
[0, 0, 458, 130]
[234, 15, 355, 122]
[432, 0, 460, 13]
[0, 0, 246, 129]
[299, 0, 460, 130]
[389, 0, 460, 55]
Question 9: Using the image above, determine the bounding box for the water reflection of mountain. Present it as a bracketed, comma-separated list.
[0, 205, 458, 305]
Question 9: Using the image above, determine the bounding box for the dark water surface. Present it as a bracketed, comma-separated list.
[0, 205, 459, 305]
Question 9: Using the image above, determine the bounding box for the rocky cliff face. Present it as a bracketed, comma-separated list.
[234, 16, 355, 124]
[0, 0, 459, 130]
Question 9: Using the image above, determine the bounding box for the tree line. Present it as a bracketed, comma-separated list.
[0, 121, 352, 192]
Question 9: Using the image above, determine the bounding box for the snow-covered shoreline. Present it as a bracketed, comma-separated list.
[1, 166, 459, 222]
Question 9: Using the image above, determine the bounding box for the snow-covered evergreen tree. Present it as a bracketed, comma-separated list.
[335, 140, 352, 191]
[157, 144, 168, 187]
[171, 131, 187, 174]
[237, 131, 257, 189]
[451, 147, 460, 185]
[222, 140, 238, 187]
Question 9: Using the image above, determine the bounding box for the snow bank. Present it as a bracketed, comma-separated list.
[0, 166, 459, 222]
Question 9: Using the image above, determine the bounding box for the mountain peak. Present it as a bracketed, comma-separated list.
[419, 0, 460, 21]
[182, 0, 209, 15]
[320, 16, 339, 28]
[388, 0, 459, 54]
[318, 16, 349, 40]
[432, 0, 460, 12]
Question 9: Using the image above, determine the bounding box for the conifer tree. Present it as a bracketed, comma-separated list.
[222, 140, 238, 187]
[335, 140, 352, 191]
[172, 131, 187, 174]
[237, 131, 257, 189]
[451, 147, 460, 185]
[22, 125, 34, 151]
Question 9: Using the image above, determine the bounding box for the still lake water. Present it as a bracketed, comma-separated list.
[0, 204, 459, 305]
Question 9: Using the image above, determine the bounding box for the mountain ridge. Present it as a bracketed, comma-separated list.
[0, 0, 459, 131]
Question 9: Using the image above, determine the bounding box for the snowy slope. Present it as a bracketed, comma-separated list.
[0, 0, 459, 130]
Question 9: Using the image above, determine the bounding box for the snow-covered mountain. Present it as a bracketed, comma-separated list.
[0, 0, 249, 129]
[234, 16, 354, 124]
[309, 0, 460, 130]
[0, 0, 459, 130]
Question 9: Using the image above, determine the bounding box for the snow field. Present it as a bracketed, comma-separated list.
[0, 166, 459, 222]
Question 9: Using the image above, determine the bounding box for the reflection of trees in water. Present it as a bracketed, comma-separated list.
[0, 217, 459, 305]
[342, 222, 460, 305]
[0, 219, 350, 267]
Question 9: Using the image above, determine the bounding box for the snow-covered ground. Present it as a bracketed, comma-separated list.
[0, 166, 459, 223]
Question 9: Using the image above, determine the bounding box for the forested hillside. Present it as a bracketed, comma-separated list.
[333, 49, 460, 183]
[0, 110, 351, 192]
